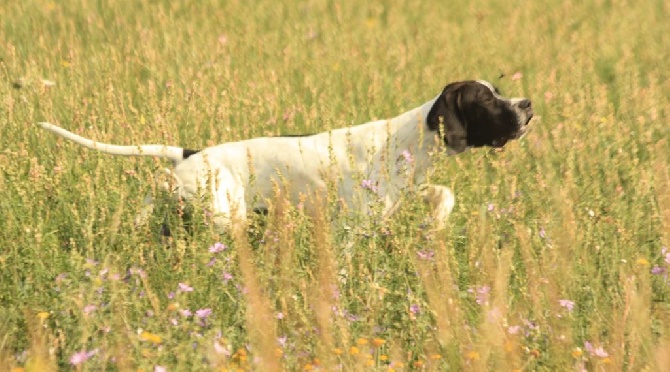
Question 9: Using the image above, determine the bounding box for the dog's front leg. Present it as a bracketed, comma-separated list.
[419, 184, 455, 230]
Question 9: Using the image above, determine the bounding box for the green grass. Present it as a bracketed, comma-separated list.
[1, 0, 670, 370]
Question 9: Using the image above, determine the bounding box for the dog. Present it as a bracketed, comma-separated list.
[37, 80, 532, 233]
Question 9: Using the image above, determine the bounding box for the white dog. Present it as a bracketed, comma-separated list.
[38, 80, 532, 233]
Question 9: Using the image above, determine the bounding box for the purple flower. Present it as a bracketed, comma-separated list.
[416, 250, 434, 260]
[539, 227, 547, 239]
[178, 283, 194, 292]
[651, 265, 666, 275]
[594, 347, 609, 358]
[401, 150, 413, 163]
[487, 203, 495, 212]
[222, 272, 233, 283]
[196, 308, 212, 319]
[276, 312, 284, 320]
[507, 325, 521, 335]
[277, 335, 288, 347]
[206, 257, 217, 267]
[559, 299, 575, 312]
[83, 304, 97, 315]
[584, 341, 609, 358]
[180, 309, 193, 318]
[209, 242, 227, 253]
[475, 286, 490, 305]
[168, 291, 176, 299]
[409, 304, 420, 314]
[155, 366, 167, 372]
[69, 349, 97, 366]
[361, 179, 378, 192]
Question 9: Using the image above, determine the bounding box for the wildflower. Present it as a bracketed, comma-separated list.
[487, 203, 495, 212]
[430, 354, 442, 360]
[636, 258, 650, 267]
[356, 338, 369, 346]
[349, 346, 360, 355]
[372, 338, 385, 347]
[417, 250, 434, 260]
[222, 272, 233, 283]
[36, 311, 50, 321]
[276, 312, 284, 320]
[572, 348, 583, 358]
[83, 304, 97, 315]
[593, 347, 609, 358]
[196, 308, 212, 319]
[379, 354, 388, 361]
[651, 265, 666, 275]
[178, 283, 194, 292]
[70, 349, 97, 366]
[507, 325, 521, 335]
[401, 150, 413, 163]
[333, 348, 343, 355]
[466, 351, 480, 360]
[559, 299, 575, 312]
[180, 309, 193, 318]
[409, 304, 420, 314]
[209, 242, 227, 253]
[475, 285, 490, 305]
[539, 227, 547, 239]
[361, 179, 378, 192]
[139, 331, 163, 344]
[206, 257, 217, 267]
[277, 335, 288, 347]
[511, 72, 523, 81]
[155, 366, 167, 372]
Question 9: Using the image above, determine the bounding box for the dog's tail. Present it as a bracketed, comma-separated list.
[37, 122, 198, 163]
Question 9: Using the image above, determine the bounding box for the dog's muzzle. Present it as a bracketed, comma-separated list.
[513, 98, 533, 138]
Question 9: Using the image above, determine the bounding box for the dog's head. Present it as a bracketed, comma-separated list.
[426, 80, 533, 154]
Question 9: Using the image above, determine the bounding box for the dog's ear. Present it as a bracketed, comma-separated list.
[427, 83, 468, 154]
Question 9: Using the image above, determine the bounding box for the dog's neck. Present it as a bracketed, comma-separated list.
[383, 95, 443, 185]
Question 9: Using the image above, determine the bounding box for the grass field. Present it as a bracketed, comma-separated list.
[1, 0, 670, 370]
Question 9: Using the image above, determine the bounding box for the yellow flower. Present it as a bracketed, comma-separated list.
[139, 331, 162, 344]
[430, 354, 442, 360]
[275, 348, 283, 357]
[572, 348, 583, 358]
[11, 368, 25, 372]
[372, 338, 385, 347]
[356, 338, 369, 346]
[379, 355, 388, 361]
[36, 311, 50, 321]
[333, 348, 343, 355]
[413, 360, 424, 367]
[303, 363, 314, 371]
[365, 359, 375, 367]
[466, 351, 480, 360]
[349, 346, 360, 355]
[602, 357, 612, 364]
[167, 303, 179, 311]
[636, 258, 650, 266]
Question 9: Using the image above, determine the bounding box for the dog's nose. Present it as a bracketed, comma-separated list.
[518, 99, 532, 110]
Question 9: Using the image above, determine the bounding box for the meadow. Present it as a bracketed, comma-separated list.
[1, 0, 669, 370]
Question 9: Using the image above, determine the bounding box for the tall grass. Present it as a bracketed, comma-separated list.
[1, 0, 669, 370]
